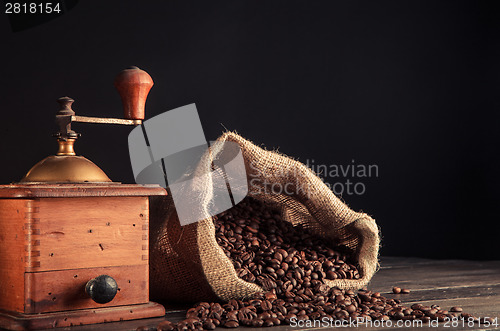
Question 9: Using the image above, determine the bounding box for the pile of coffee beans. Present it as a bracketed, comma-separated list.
[149, 292, 489, 331]
[140, 197, 487, 331]
[214, 196, 360, 294]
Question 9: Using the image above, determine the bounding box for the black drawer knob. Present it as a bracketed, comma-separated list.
[85, 275, 118, 304]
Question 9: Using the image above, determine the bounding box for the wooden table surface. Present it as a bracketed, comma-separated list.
[13, 257, 500, 331]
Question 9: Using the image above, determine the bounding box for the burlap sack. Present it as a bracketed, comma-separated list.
[150, 132, 380, 304]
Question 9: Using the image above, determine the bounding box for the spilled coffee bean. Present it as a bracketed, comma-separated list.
[392, 286, 410, 294]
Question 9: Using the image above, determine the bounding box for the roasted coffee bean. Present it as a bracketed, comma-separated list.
[226, 311, 238, 322]
[203, 319, 217, 330]
[358, 292, 371, 302]
[260, 311, 272, 319]
[249, 319, 262, 327]
[265, 292, 277, 301]
[326, 270, 337, 280]
[275, 304, 287, 315]
[411, 303, 424, 310]
[270, 317, 281, 325]
[401, 288, 411, 294]
[392, 286, 401, 294]
[394, 311, 405, 319]
[223, 320, 239, 328]
[481, 317, 495, 324]
[136, 326, 156, 331]
[261, 300, 273, 311]
[450, 306, 463, 312]
[175, 318, 202, 330]
[346, 304, 357, 313]
[158, 320, 177, 331]
[461, 312, 478, 322]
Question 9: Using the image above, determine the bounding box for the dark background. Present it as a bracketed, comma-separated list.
[1, 1, 499, 259]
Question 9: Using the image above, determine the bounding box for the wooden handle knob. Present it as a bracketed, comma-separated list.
[56, 96, 75, 116]
[114, 66, 153, 120]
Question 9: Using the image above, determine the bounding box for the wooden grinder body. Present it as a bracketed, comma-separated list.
[0, 184, 166, 330]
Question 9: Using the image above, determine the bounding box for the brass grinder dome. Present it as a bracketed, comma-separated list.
[20, 156, 111, 183]
[20, 138, 111, 183]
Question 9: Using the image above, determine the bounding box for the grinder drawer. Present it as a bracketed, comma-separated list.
[24, 265, 148, 313]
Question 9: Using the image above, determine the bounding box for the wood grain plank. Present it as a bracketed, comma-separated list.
[29, 197, 148, 271]
[380, 256, 500, 270]
[377, 284, 500, 303]
[370, 262, 500, 291]
[24, 265, 149, 313]
[0, 199, 31, 312]
[0, 302, 164, 330]
[0, 184, 166, 199]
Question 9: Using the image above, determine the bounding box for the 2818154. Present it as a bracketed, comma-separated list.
[5, 2, 61, 14]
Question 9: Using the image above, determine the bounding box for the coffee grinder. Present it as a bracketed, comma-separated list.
[0, 67, 166, 330]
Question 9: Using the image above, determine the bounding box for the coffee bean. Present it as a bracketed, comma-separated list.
[251, 319, 264, 327]
[481, 317, 495, 324]
[411, 303, 423, 310]
[157, 320, 175, 331]
[226, 312, 238, 322]
[270, 317, 281, 325]
[346, 304, 357, 313]
[358, 292, 371, 302]
[261, 300, 273, 311]
[176, 318, 202, 330]
[394, 311, 405, 319]
[156, 321, 176, 331]
[136, 326, 156, 331]
[401, 288, 411, 294]
[258, 312, 269, 320]
[392, 287, 401, 294]
[224, 320, 239, 328]
[450, 306, 463, 312]
[203, 319, 216, 330]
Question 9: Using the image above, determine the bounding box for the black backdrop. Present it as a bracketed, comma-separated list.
[1, 1, 499, 259]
